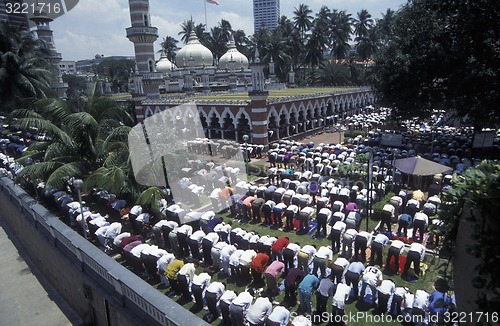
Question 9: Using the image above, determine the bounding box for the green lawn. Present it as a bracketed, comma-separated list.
[128, 208, 449, 326]
[180, 87, 362, 102]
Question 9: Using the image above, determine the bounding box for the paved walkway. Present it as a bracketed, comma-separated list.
[0, 218, 82, 326]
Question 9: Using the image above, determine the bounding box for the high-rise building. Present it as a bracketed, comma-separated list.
[253, 0, 280, 33]
[0, 0, 29, 29]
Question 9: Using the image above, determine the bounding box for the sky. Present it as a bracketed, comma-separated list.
[50, 0, 408, 61]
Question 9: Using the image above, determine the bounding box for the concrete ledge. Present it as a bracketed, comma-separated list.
[0, 177, 208, 326]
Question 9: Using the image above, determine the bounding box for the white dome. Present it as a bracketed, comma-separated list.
[175, 31, 213, 68]
[218, 37, 249, 70]
[156, 52, 175, 72]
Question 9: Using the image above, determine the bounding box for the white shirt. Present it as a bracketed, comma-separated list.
[178, 263, 196, 282]
[220, 245, 237, 261]
[229, 250, 245, 266]
[357, 231, 373, 246]
[390, 240, 405, 254]
[300, 245, 317, 257]
[239, 250, 257, 267]
[200, 211, 215, 221]
[189, 230, 206, 243]
[333, 211, 345, 222]
[333, 257, 349, 274]
[176, 224, 193, 236]
[409, 242, 426, 261]
[231, 291, 253, 308]
[129, 205, 142, 215]
[315, 246, 333, 260]
[300, 207, 314, 216]
[246, 297, 273, 324]
[413, 290, 430, 310]
[103, 222, 122, 239]
[332, 221, 346, 233]
[206, 282, 225, 297]
[192, 273, 211, 287]
[394, 287, 407, 298]
[136, 213, 150, 223]
[153, 220, 178, 229]
[220, 290, 236, 304]
[113, 232, 130, 246]
[130, 243, 150, 258]
[204, 232, 219, 245]
[268, 306, 290, 326]
[332, 283, 351, 309]
[407, 199, 420, 208]
[383, 204, 395, 215]
[414, 212, 429, 225]
[362, 266, 383, 287]
[286, 243, 301, 255]
[286, 205, 299, 213]
[378, 280, 396, 295]
[292, 315, 312, 326]
[156, 253, 175, 271]
[343, 229, 358, 241]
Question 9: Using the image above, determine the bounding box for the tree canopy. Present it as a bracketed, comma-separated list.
[372, 0, 500, 127]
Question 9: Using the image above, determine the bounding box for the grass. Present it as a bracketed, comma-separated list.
[124, 206, 450, 326]
[175, 87, 362, 102]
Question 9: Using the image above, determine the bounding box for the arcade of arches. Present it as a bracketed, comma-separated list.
[135, 89, 375, 146]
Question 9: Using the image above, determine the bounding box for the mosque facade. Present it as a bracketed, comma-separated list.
[126, 0, 376, 146]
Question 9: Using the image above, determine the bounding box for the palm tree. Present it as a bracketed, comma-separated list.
[277, 16, 303, 70]
[356, 26, 380, 61]
[218, 19, 233, 44]
[261, 29, 291, 82]
[376, 9, 395, 44]
[304, 25, 326, 68]
[178, 19, 195, 44]
[207, 26, 228, 61]
[159, 36, 179, 62]
[0, 21, 52, 112]
[293, 4, 313, 39]
[329, 10, 353, 61]
[354, 9, 373, 39]
[13, 84, 134, 195]
[315, 60, 351, 86]
[233, 29, 249, 54]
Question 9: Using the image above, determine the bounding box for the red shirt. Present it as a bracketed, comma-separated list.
[271, 237, 290, 252]
[250, 253, 270, 274]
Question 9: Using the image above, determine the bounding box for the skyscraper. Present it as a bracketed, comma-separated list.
[253, 0, 280, 33]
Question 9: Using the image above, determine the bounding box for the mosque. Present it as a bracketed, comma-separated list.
[125, 0, 376, 146]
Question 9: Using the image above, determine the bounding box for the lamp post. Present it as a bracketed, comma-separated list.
[243, 134, 249, 163]
[367, 148, 373, 231]
[391, 148, 397, 193]
[73, 178, 86, 239]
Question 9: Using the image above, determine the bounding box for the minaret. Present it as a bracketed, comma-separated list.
[30, 5, 67, 98]
[126, 0, 162, 98]
[248, 48, 270, 147]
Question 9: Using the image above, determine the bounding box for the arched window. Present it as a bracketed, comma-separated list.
[144, 14, 149, 26]
[148, 60, 154, 72]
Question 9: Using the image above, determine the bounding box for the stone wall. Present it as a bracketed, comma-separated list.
[0, 177, 208, 326]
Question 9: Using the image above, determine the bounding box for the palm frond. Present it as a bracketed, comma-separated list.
[44, 162, 87, 191]
[137, 187, 167, 214]
[15, 117, 74, 148]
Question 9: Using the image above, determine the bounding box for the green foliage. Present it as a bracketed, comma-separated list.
[62, 74, 87, 98]
[372, 192, 395, 219]
[438, 161, 500, 315]
[0, 21, 52, 112]
[344, 129, 366, 138]
[372, 0, 500, 127]
[95, 58, 134, 93]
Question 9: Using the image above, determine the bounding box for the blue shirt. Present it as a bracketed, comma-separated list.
[207, 217, 223, 233]
[347, 261, 365, 274]
[298, 275, 319, 294]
